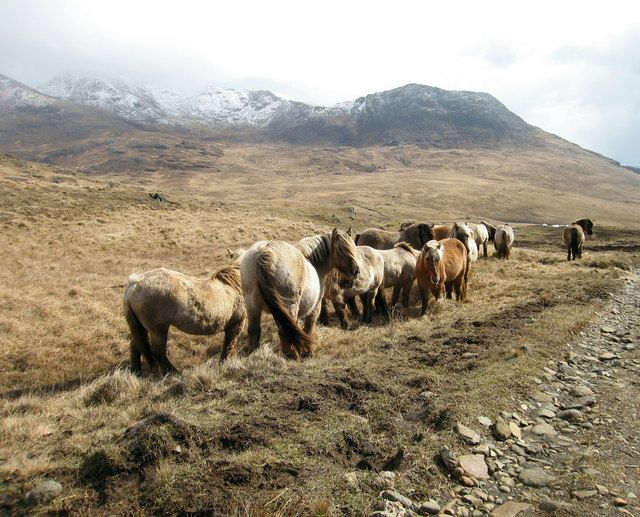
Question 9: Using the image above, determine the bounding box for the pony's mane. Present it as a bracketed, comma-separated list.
[213, 264, 242, 293]
[296, 234, 331, 267]
[394, 241, 419, 257]
[296, 231, 356, 269]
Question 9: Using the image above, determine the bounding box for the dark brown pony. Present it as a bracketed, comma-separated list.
[563, 218, 594, 261]
[355, 223, 434, 250]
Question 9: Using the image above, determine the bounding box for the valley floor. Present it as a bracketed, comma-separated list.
[0, 154, 639, 516]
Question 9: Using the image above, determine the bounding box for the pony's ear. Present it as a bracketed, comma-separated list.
[332, 227, 339, 239]
[437, 242, 443, 249]
[226, 247, 233, 257]
[346, 227, 352, 236]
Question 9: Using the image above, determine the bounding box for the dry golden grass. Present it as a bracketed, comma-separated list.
[0, 152, 639, 515]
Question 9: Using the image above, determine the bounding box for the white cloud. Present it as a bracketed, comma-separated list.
[0, 0, 639, 162]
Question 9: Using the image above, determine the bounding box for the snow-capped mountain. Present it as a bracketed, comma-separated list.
[39, 75, 170, 124]
[0, 74, 57, 112]
[2, 73, 538, 148]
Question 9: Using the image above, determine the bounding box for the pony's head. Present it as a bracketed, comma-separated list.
[226, 247, 246, 264]
[399, 219, 417, 231]
[330, 228, 359, 282]
[424, 240, 444, 285]
[403, 222, 435, 246]
[576, 218, 594, 236]
[452, 222, 473, 247]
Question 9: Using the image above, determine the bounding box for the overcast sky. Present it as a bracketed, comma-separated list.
[1, 0, 639, 164]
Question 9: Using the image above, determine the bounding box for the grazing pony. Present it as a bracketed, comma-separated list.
[480, 221, 496, 244]
[449, 222, 479, 262]
[355, 222, 434, 250]
[432, 224, 453, 241]
[563, 218, 594, 261]
[377, 242, 419, 312]
[494, 224, 515, 259]
[241, 229, 358, 360]
[467, 223, 490, 258]
[124, 253, 246, 374]
[415, 239, 469, 315]
[320, 245, 386, 329]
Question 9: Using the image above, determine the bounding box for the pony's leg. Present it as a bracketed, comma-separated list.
[567, 245, 572, 261]
[401, 283, 411, 310]
[419, 287, 429, 316]
[347, 297, 360, 317]
[374, 288, 390, 323]
[129, 341, 142, 374]
[391, 285, 401, 307]
[149, 328, 177, 374]
[246, 309, 262, 354]
[483, 242, 487, 258]
[361, 292, 374, 323]
[220, 315, 245, 363]
[318, 298, 330, 326]
[454, 277, 463, 301]
[301, 303, 320, 359]
[334, 301, 349, 330]
[445, 281, 453, 299]
[346, 297, 360, 317]
[578, 243, 583, 259]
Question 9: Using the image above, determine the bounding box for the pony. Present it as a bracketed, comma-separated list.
[240, 228, 358, 360]
[494, 224, 515, 259]
[377, 242, 419, 312]
[449, 222, 478, 262]
[415, 239, 469, 315]
[563, 218, 594, 261]
[320, 245, 386, 329]
[124, 252, 246, 374]
[399, 219, 418, 230]
[466, 223, 490, 258]
[432, 224, 453, 241]
[354, 222, 434, 250]
[480, 221, 496, 244]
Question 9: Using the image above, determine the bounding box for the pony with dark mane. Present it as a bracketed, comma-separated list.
[124, 250, 247, 374]
[563, 218, 594, 261]
[355, 222, 434, 250]
[240, 229, 358, 360]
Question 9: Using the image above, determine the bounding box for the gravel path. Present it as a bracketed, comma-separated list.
[370, 270, 640, 517]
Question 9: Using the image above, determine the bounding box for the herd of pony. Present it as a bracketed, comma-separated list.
[123, 218, 594, 374]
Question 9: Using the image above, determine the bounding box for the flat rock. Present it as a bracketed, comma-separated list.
[530, 390, 553, 403]
[518, 467, 556, 487]
[440, 446, 458, 471]
[419, 500, 441, 515]
[490, 501, 531, 517]
[508, 421, 522, 440]
[565, 396, 596, 409]
[456, 422, 481, 445]
[600, 325, 616, 334]
[381, 490, 414, 509]
[25, 480, 63, 506]
[572, 489, 597, 500]
[537, 408, 556, 419]
[598, 351, 617, 361]
[570, 385, 594, 397]
[477, 416, 493, 427]
[459, 454, 489, 480]
[540, 499, 572, 512]
[556, 409, 584, 422]
[531, 422, 558, 436]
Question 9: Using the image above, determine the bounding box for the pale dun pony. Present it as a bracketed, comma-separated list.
[320, 245, 387, 329]
[449, 222, 478, 262]
[241, 229, 358, 360]
[124, 251, 246, 374]
[494, 224, 515, 259]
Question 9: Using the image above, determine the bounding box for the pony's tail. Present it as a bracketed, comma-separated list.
[570, 227, 581, 259]
[123, 298, 155, 371]
[394, 241, 419, 257]
[255, 250, 314, 360]
[461, 246, 470, 300]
